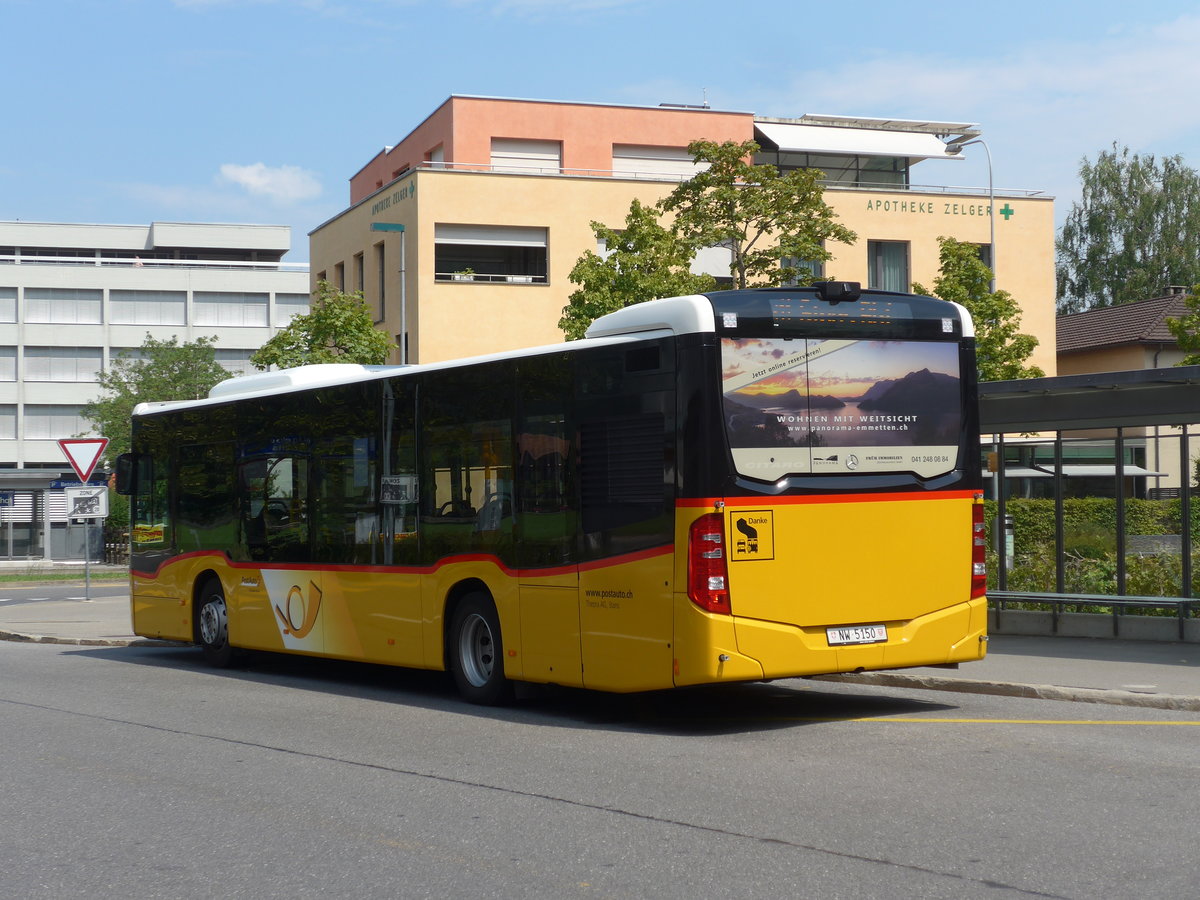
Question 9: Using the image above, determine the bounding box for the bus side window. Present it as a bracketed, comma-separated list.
[237, 455, 310, 562]
[577, 341, 674, 558]
[420, 363, 515, 563]
[177, 442, 236, 556]
[131, 448, 170, 551]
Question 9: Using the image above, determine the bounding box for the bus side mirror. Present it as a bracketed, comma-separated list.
[114, 453, 136, 495]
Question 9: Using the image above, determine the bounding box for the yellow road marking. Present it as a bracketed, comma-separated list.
[864, 724, 1200, 729]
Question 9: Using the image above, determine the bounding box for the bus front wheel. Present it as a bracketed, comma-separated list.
[197, 578, 235, 668]
[449, 592, 513, 705]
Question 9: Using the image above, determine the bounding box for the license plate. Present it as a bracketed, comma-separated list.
[826, 624, 888, 646]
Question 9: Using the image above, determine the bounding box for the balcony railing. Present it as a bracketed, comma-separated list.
[400, 161, 1047, 199]
[434, 272, 547, 284]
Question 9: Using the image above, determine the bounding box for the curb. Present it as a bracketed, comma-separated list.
[811, 672, 1200, 712]
[0, 629, 188, 649]
[4, 627, 1198, 711]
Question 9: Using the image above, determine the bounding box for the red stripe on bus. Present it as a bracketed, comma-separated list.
[676, 489, 978, 508]
[132, 544, 674, 582]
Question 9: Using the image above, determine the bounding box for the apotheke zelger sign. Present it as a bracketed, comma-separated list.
[863, 198, 1016, 220]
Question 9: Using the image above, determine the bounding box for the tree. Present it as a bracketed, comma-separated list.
[1056, 143, 1200, 313]
[660, 139, 856, 289]
[913, 237, 1044, 382]
[559, 200, 716, 340]
[1164, 283, 1200, 363]
[81, 334, 230, 457]
[251, 281, 395, 369]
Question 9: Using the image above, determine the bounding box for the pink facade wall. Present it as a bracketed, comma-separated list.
[349, 96, 753, 205]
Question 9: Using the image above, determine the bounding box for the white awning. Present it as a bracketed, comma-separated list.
[434, 224, 547, 247]
[987, 465, 1165, 478]
[985, 467, 1051, 478]
[754, 121, 957, 161]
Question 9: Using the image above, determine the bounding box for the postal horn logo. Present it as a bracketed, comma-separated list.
[274, 581, 322, 639]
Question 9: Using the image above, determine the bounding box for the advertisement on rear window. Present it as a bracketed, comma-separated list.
[722, 338, 962, 479]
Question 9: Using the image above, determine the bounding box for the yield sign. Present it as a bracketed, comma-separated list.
[58, 438, 109, 483]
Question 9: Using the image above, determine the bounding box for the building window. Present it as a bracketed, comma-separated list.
[0, 348, 15, 381]
[0, 405, 15, 440]
[612, 145, 702, 179]
[24, 288, 102, 324]
[868, 241, 910, 293]
[490, 139, 561, 174]
[375, 242, 386, 321]
[24, 347, 103, 382]
[334, 262, 345, 291]
[781, 255, 825, 285]
[109, 289, 186, 325]
[0, 287, 14, 322]
[975, 243, 993, 270]
[17, 248, 96, 266]
[24, 404, 91, 439]
[273, 293, 310, 326]
[691, 244, 734, 287]
[214, 349, 255, 376]
[193, 292, 268, 327]
[110, 348, 145, 365]
[434, 224, 548, 283]
[354, 252, 365, 291]
[755, 151, 909, 188]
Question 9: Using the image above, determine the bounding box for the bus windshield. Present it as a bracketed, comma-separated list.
[715, 294, 969, 487]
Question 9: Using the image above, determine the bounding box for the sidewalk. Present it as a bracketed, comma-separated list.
[1, 592, 1197, 711]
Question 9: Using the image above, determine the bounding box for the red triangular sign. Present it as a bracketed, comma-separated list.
[58, 438, 109, 483]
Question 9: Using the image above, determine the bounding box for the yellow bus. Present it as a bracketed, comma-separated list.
[117, 282, 987, 704]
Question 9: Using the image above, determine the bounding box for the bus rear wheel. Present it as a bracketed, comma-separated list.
[197, 578, 235, 668]
[449, 592, 513, 705]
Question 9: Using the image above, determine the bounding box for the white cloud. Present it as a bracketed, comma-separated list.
[217, 163, 323, 204]
[690, 13, 1200, 225]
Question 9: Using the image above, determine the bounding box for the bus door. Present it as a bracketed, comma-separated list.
[575, 341, 675, 693]
[236, 448, 325, 655]
[515, 354, 583, 688]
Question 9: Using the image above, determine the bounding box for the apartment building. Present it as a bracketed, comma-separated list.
[311, 95, 1056, 372]
[0, 220, 309, 558]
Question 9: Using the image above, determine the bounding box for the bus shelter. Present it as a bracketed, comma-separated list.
[979, 365, 1200, 598]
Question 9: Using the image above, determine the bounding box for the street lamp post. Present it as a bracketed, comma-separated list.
[947, 138, 995, 292]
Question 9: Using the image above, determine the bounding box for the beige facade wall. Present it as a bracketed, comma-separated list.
[313, 169, 1057, 368]
[822, 189, 1056, 375]
[1058, 344, 1185, 375]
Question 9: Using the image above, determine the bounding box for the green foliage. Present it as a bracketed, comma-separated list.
[560, 141, 857, 338]
[81, 333, 229, 458]
[251, 281, 395, 370]
[660, 140, 856, 289]
[559, 200, 717, 340]
[912, 237, 1043, 381]
[1164, 283, 1200, 364]
[1056, 143, 1200, 313]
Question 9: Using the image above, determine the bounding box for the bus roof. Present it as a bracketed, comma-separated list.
[131, 326, 680, 418]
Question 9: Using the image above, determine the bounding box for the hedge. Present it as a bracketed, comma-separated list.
[984, 497, 1200, 601]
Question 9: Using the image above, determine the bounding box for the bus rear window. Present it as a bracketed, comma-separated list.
[721, 337, 963, 480]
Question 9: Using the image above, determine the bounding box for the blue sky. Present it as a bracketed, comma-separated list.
[5, 0, 1200, 262]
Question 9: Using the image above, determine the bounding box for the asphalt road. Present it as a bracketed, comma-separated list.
[0, 580, 128, 606]
[2, 641, 1197, 899]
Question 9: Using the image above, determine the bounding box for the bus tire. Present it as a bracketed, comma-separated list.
[197, 578, 235, 668]
[449, 592, 513, 705]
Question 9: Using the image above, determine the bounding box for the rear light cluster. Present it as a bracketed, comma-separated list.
[971, 496, 987, 599]
[688, 512, 731, 615]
